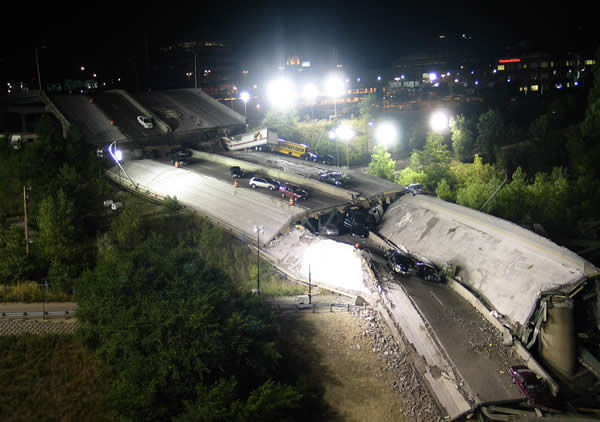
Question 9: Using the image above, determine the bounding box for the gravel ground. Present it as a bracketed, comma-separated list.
[281, 307, 444, 422]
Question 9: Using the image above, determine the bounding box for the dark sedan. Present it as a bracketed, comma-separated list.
[279, 183, 309, 200]
[509, 365, 551, 405]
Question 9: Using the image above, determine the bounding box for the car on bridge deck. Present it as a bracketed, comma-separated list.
[230, 166, 245, 178]
[385, 249, 414, 276]
[319, 171, 352, 188]
[405, 183, 425, 195]
[415, 261, 443, 282]
[249, 176, 279, 191]
[137, 115, 154, 129]
[279, 182, 309, 200]
[509, 365, 551, 405]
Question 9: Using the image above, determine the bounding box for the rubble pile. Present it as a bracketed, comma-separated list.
[350, 307, 444, 421]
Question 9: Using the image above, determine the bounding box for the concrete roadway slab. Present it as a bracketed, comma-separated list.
[137, 89, 244, 132]
[92, 92, 164, 140]
[49, 94, 126, 144]
[225, 150, 404, 197]
[111, 160, 305, 244]
[379, 194, 597, 326]
[395, 276, 524, 403]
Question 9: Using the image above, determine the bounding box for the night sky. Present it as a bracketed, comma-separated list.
[0, 1, 594, 85]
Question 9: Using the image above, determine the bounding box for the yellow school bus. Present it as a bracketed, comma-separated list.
[272, 139, 308, 158]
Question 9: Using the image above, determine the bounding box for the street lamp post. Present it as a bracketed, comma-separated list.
[253, 225, 264, 295]
[240, 91, 250, 122]
[23, 186, 30, 254]
[331, 125, 354, 168]
[108, 141, 137, 188]
[35, 46, 46, 91]
[325, 75, 344, 118]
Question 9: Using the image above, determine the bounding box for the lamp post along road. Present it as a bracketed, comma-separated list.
[35, 46, 46, 91]
[23, 186, 30, 255]
[254, 225, 264, 294]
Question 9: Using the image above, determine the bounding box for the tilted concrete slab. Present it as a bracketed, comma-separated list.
[136, 89, 245, 132]
[110, 160, 304, 243]
[378, 194, 598, 326]
[48, 94, 126, 144]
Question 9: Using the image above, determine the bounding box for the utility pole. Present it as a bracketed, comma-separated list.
[23, 186, 30, 255]
[308, 264, 312, 304]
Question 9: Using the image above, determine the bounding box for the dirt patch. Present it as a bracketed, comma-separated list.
[279, 308, 443, 422]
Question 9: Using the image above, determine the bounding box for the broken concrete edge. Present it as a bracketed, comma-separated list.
[257, 247, 366, 302]
[39, 91, 72, 138]
[375, 296, 472, 419]
[445, 276, 560, 397]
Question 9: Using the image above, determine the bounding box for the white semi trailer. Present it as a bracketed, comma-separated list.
[223, 127, 278, 151]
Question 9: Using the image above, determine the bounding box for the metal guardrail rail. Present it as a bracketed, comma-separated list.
[1, 310, 74, 319]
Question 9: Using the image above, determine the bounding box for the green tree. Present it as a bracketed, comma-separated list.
[435, 179, 455, 202]
[359, 93, 378, 121]
[476, 109, 506, 162]
[76, 236, 306, 421]
[368, 145, 396, 181]
[0, 224, 34, 284]
[450, 114, 475, 162]
[164, 195, 184, 217]
[36, 190, 78, 290]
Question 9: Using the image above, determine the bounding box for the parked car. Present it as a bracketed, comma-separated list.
[405, 183, 425, 195]
[319, 171, 352, 188]
[385, 249, 414, 276]
[509, 365, 551, 405]
[170, 147, 192, 159]
[230, 166, 245, 178]
[137, 115, 153, 129]
[319, 223, 340, 236]
[249, 176, 279, 191]
[415, 261, 442, 282]
[320, 154, 337, 165]
[279, 182, 309, 200]
[300, 152, 318, 162]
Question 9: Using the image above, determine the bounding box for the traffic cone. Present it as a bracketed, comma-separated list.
[234, 179, 239, 188]
[175, 161, 179, 168]
[289, 196, 294, 206]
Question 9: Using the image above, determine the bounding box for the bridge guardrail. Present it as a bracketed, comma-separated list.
[1, 310, 73, 319]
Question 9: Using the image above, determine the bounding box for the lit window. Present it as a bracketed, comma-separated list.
[497, 64, 505, 71]
[585, 59, 596, 65]
[531, 85, 539, 91]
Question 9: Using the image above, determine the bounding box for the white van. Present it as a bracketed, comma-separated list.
[295, 295, 311, 309]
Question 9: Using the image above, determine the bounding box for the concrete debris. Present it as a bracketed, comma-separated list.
[349, 307, 444, 421]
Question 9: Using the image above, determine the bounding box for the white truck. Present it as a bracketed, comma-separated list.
[222, 127, 278, 151]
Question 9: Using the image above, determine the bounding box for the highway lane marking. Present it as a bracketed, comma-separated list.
[430, 291, 444, 307]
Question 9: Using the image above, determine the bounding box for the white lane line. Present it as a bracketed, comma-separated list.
[430, 291, 444, 307]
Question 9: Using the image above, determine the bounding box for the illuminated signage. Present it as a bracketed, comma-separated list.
[499, 58, 521, 63]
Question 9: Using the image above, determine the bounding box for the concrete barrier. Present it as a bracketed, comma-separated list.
[190, 150, 358, 200]
[108, 89, 171, 134]
[39, 92, 71, 138]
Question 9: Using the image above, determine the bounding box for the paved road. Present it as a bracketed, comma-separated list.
[111, 160, 307, 244]
[374, 259, 524, 406]
[93, 91, 163, 140]
[223, 150, 404, 197]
